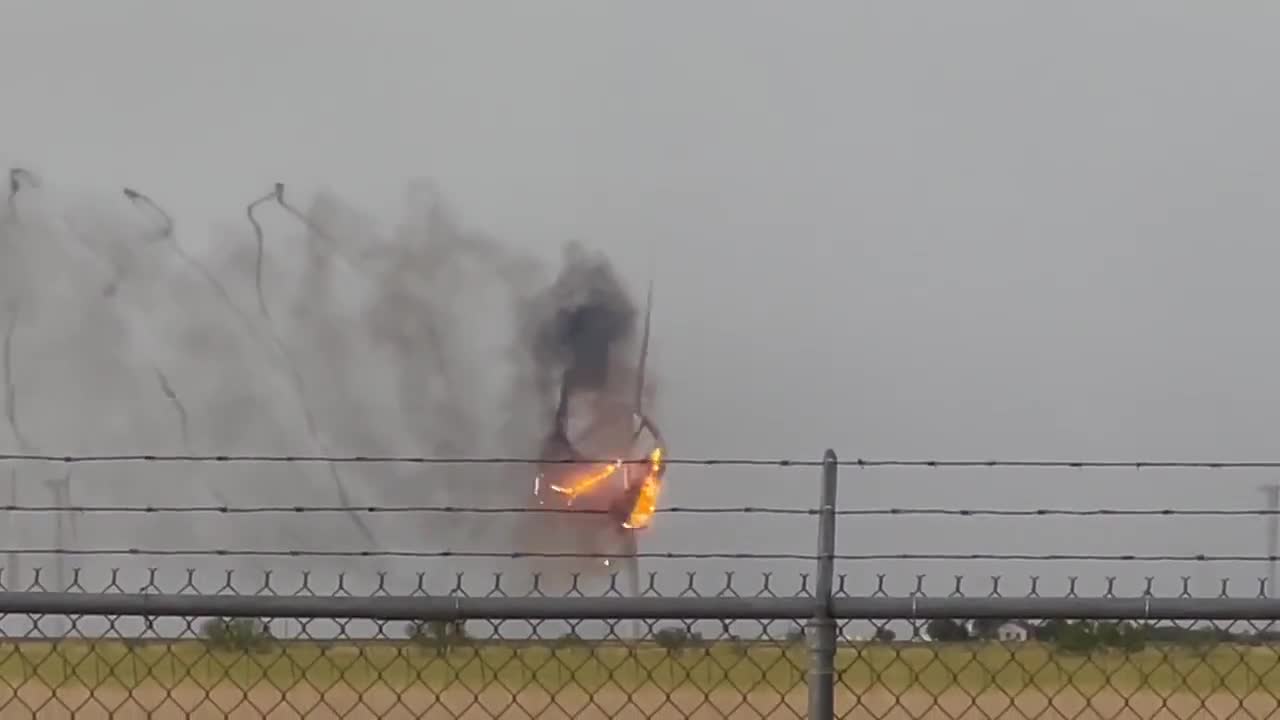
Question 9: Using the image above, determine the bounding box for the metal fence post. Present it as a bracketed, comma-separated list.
[807, 449, 838, 720]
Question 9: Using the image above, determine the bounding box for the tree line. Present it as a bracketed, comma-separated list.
[922, 618, 1280, 653]
[193, 617, 1278, 655]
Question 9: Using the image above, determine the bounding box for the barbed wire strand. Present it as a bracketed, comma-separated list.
[840, 508, 1280, 517]
[0, 453, 809, 465]
[0, 549, 816, 560]
[0, 504, 814, 515]
[4, 453, 1280, 468]
[0, 504, 1277, 517]
[848, 459, 1280, 469]
[0, 549, 1271, 561]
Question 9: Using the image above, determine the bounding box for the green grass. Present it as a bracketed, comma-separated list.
[838, 642, 1280, 697]
[0, 639, 1275, 697]
[0, 640, 809, 694]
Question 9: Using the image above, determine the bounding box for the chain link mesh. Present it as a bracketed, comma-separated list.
[834, 575, 1280, 719]
[0, 569, 816, 719]
[0, 570, 1268, 718]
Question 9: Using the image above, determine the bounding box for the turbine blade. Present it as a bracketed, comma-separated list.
[633, 276, 654, 414]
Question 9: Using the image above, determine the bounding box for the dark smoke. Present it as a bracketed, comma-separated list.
[535, 242, 637, 393]
[510, 241, 658, 598]
[0, 171, 654, 596]
[522, 241, 647, 462]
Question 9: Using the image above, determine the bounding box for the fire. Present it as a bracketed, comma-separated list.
[622, 475, 661, 529]
[537, 443, 665, 527]
[622, 447, 665, 530]
[549, 459, 622, 503]
[648, 446, 664, 474]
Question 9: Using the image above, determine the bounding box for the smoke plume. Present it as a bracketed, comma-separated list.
[0, 172, 654, 594]
[534, 242, 637, 393]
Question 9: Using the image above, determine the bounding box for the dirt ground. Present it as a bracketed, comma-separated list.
[0, 684, 1270, 719]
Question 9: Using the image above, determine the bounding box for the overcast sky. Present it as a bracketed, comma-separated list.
[3, 1, 1280, 601]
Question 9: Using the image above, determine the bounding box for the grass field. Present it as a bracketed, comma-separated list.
[0, 640, 1274, 718]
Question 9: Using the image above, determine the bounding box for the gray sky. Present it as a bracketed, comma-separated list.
[3, 1, 1280, 601]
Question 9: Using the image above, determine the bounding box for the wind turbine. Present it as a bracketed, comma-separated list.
[533, 274, 666, 619]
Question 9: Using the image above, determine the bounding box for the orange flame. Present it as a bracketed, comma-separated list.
[549, 459, 622, 503]
[623, 447, 665, 529]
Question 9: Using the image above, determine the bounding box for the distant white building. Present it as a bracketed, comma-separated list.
[994, 622, 1029, 642]
[993, 620, 1024, 640]
[963, 619, 1032, 643]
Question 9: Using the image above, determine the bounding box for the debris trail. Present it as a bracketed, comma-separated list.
[245, 184, 284, 320]
[240, 184, 378, 545]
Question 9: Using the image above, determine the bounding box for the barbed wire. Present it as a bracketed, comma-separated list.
[0, 504, 1276, 517]
[837, 554, 1280, 563]
[840, 507, 1280, 517]
[0, 453, 811, 466]
[0, 549, 1272, 562]
[5, 452, 1280, 468]
[848, 459, 1280, 469]
[0, 504, 818, 515]
[0, 549, 819, 559]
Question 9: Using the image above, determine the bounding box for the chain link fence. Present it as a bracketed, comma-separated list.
[0, 452, 1278, 717]
[1, 573, 1280, 717]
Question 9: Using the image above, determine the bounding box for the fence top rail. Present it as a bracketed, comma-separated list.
[832, 597, 1280, 621]
[0, 593, 817, 620]
[3, 593, 1280, 621]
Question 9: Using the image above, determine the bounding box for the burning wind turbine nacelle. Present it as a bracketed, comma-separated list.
[533, 412, 666, 531]
[529, 254, 666, 531]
